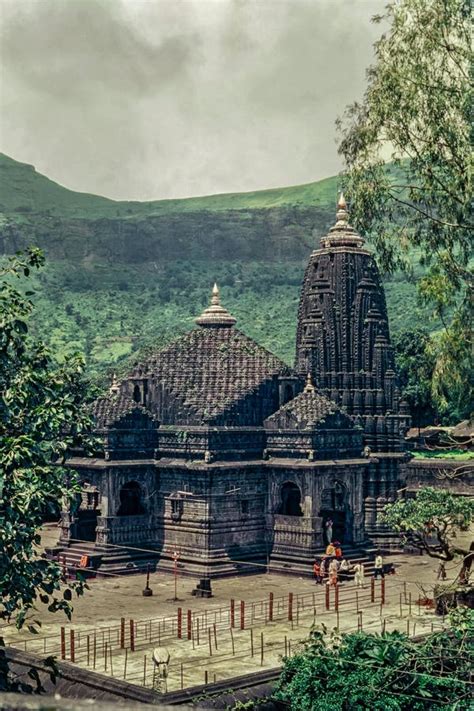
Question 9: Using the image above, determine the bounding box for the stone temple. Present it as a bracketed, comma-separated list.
[57, 196, 411, 577]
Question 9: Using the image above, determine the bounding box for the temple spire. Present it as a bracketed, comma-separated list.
[195, 283, 237, 327]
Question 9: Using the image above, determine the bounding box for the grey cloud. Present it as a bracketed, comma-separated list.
[0, 0, 385, 200]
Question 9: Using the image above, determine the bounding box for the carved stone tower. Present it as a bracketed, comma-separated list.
[295, 194, 410, 544]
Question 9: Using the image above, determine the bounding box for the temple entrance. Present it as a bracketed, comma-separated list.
[76, 509, 100, 542]
[117, 481, 145, 516]
[74, 482, 100, 542]
[279, 481, 303, 517]
[320, 481, 351, 544]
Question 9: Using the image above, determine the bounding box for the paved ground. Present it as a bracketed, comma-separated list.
[3, 523, 469, 692]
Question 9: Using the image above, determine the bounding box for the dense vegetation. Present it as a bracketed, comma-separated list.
[0, 250, 91, 691]
[0, 154, 442, 392]
[273, 612, 474, 711]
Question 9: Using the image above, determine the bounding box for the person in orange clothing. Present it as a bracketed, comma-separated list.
[313, 559, 322, 584]
[335, 544, 342, 559]
[325, 542, 335, 557]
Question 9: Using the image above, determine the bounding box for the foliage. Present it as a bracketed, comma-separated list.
[20, 258, 440, 389]
[410, 449, 473, 461]
[382, 487, 474, 572]
[393, 329, 436, 425]
[338, 0, 473, 422]
[0, 249, 93, 689]
[274, 616, 474, 710]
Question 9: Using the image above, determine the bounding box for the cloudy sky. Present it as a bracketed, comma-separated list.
[0, 0, 384, 201]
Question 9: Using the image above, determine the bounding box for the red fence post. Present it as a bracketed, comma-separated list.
[325, 584, 330, 610]
[335, 584, 339, 612]
[130, 619, 135, 652]
[177, 607, 182, 639]
[187, 609, 192, 640]
[70, 629, 75, 663]
[288, 593, 293, 622]
[269, 592, 274, 622]
[381, 578, 386, 605]
[230, 599, 235, 628]
[240, 600, 245, 630]
[120, 617, 125, 649]
[371, 577, 375, 604]
[60, 627, 66, 660]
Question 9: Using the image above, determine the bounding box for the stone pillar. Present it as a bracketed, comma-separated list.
[95, 516, 113, 547]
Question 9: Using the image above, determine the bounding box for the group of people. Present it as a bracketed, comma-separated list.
[313, 543, 386, 588]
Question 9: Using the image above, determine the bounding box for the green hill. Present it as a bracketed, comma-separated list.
[0, 153, 438, 378]
[0, 152, 336, 217]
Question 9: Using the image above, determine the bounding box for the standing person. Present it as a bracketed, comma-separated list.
[313, 559, 322, 585]
[327, 558, 338, 587]
[437, 562, 447, 580]
[339, 558, 349, 582]
[320, 557, 327, 582]
[373, 552, 384, 579]
[353, 562, 365, 588]
[326, 519, 333, 545]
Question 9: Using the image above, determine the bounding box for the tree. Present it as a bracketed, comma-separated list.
[382, 487, 474, 580]
[0, 249, 92, 691]
[273, 616, 473, 711]
[338, 0, 473, 421]
[393, 329, 436, 427]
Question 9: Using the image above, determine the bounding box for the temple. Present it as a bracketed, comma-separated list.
[55, 197, 410, 577]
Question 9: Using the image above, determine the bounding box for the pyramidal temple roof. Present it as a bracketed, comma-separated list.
[134, 285, 292, 424]
[265, 375, 352, 430]
[92, 393, 150, 429]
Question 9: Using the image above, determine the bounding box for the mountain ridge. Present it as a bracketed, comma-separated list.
[0, 153, 435, 377]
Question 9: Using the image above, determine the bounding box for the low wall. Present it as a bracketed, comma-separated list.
[406, 458, 473, 496]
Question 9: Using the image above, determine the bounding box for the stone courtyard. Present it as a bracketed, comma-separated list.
[3, 523, 466, 694]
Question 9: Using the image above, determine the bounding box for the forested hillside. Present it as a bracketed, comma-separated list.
[0, 153, 437, 380]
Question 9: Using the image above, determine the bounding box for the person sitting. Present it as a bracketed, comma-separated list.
[334, 542, 342, 558]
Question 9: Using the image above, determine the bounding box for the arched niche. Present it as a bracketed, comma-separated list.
[133, 384, 141, 403]
[279, 481, 303, 517]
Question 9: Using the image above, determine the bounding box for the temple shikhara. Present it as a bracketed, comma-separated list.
[56, 196, 411, 577]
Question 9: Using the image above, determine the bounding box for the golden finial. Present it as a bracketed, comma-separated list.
[321, 190, 365, 247]
[109, 373, 120, 395]
[195, 283, 237, 327]
[304, 372, 315, 393]
[211, 282, 220, 305]
[335, 191, 349, 225]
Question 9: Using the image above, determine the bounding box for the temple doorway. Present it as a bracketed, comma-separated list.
[117, 481, 145, 516]
[75, 482, 100, 542]
[320, 481, 350, 544]
[279, 481, 303, 517]
[76, 509, 100, 542]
